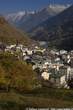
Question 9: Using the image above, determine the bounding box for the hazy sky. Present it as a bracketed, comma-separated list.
[0, 0, 73, 14]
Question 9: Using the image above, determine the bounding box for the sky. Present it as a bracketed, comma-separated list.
[0, 0, 73, 14]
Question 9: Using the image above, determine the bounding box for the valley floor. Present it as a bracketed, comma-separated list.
[0, 88, 73, 109]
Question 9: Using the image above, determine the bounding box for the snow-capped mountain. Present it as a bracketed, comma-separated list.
[6, 11, 26, 22]
[46, 4, 70, 13]
[5, 4, 70, 32]
[6, 11, 35, 23]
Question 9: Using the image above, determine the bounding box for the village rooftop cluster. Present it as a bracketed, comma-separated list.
[0, 43, 73, 89]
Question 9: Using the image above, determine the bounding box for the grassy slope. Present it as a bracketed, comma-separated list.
[0, 88, 73, 109]
[0, 16, 32, 45]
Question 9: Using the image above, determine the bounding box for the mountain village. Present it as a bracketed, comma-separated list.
[0, 42, 73, 89]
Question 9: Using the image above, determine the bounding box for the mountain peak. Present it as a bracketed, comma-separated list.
[46, 4, 70, 13]
[6, 10, 35, 22]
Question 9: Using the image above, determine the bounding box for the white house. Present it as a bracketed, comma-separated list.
[9, 44, 16, 49]
[60, 75, 66, 86]
[41, 72, 51, 80]
[60, 50, 67, 55]
[27, 50, 33, 55]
